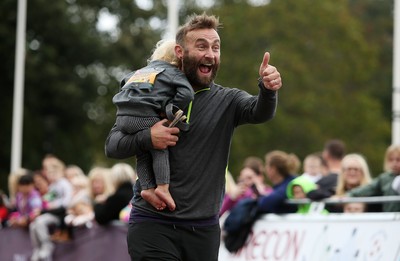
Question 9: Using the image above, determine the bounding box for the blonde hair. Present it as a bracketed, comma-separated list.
[148, 39, 180, 66]
[65, 165, 85, 181]
[383, 144, 400, 172]
[336, 153, 372, 196]
[110, 163, 136, 188]
[42, 154, 66, 180]
[88, 167, 114, 199]
[224, 169, 236, 195]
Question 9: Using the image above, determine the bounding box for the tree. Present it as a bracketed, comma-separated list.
[0, 0, 164, 192]
[1, 0, 393, 194]
[212, 0, 391, 177]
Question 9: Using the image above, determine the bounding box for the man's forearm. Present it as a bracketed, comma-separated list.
[105, 124, 153, 159]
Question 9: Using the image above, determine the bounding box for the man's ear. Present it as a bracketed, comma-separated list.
[175, 45, 183, 60]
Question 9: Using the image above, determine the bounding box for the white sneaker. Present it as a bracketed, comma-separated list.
[38, 242, 54, 261]
[31, 249, 40, 261]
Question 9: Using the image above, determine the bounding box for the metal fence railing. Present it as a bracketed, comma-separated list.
[286, 195, 400, 205]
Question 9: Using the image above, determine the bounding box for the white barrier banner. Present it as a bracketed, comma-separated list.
[219, 213, 400, 261]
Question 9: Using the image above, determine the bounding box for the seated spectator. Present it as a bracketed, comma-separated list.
[336, 154, 372, 195]
[32, 170, 49, 198]
[220, 165, 272, 217]
[64, 165, 86, 183]
[0, 191, 9, 227]
[286, 176, 328, 214]
[257, 150, 298, 214]
[343, 202, 366, 213]
[64, 199, 94, 228]
[347, 144, 400, 212]
[301, 153, 324, 183]
[30, 155, 73, 261]
[64, 174, 93, 232]
[333, 153, 380, 212]
[94, 163, 135, 225]
[243, 156, 265, 177]
[243, 156, 273, 194]
[307, 139, 346, 200]
[8, 168, 30, 209]
[88, 167, 115, 204]
[8, 173, 43, 228]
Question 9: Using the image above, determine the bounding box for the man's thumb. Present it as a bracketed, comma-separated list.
[262, 52, 270, 68]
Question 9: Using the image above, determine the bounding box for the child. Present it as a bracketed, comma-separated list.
[111, 39, 194, 211]
[8, 173, 43, 228]
[347, 144, 400, 212]
[30, 155, 73, 261]
[343, 202, 366, 213]
[64, 175, 93, 228]
[301, 153, 324, 183]
[64, 200, 94, 227]
[286, 176, 328, 214]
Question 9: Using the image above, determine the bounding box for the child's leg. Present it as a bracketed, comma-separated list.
[32, 213, 59, 259]
[29, 220, 41, 261]
[151, 149, 176, 211]
[137, 152, 166, 210]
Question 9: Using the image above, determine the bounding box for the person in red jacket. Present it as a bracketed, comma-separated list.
[0, 191, 9, 227]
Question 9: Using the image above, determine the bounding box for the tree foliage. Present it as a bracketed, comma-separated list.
[0, 0, 394, 192]
[213, 0, 391, 178]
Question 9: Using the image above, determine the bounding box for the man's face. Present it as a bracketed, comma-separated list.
[180, 28, 220, 90]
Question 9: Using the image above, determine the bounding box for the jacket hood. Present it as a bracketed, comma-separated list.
[286, 176, 317, 199]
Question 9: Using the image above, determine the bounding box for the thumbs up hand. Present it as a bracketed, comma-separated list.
[259, 52, 282, 91]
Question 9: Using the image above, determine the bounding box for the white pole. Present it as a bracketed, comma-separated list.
[166, 0, 179, 39]
[11, 0, 27, 172]
[393, 0, 400, 145]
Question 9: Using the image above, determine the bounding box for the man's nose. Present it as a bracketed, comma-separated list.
[204, 47, 215, 58]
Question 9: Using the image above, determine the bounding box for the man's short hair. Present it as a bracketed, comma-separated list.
[176, 13, 221, 46]
[324, 139, 346, 160]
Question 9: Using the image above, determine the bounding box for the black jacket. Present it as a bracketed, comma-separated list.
[94, 182, 133, 225]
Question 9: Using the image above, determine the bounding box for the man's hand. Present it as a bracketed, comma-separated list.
[151, 119, 180, 150]
[259, 52, 282, 91]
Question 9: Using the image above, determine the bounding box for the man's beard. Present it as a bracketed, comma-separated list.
[182, 53, 219, 89]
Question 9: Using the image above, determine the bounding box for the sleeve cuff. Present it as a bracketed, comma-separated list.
[258, 78, 277, 97]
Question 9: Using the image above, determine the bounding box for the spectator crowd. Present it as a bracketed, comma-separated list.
[220, 140, 400, 219]
[0, 155, 136, 261]
[0, 140, 400, 260]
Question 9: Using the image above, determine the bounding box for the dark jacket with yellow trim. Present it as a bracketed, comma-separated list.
[113, 60, 194, 117]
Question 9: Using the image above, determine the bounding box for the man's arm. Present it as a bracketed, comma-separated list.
[105, 120, 180, 159]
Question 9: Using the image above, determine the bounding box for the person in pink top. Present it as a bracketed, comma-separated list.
[220, 159, 272, 217]
[8, 173, 43, 228]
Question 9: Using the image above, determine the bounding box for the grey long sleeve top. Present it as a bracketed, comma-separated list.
[105, 81, 277, 220]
